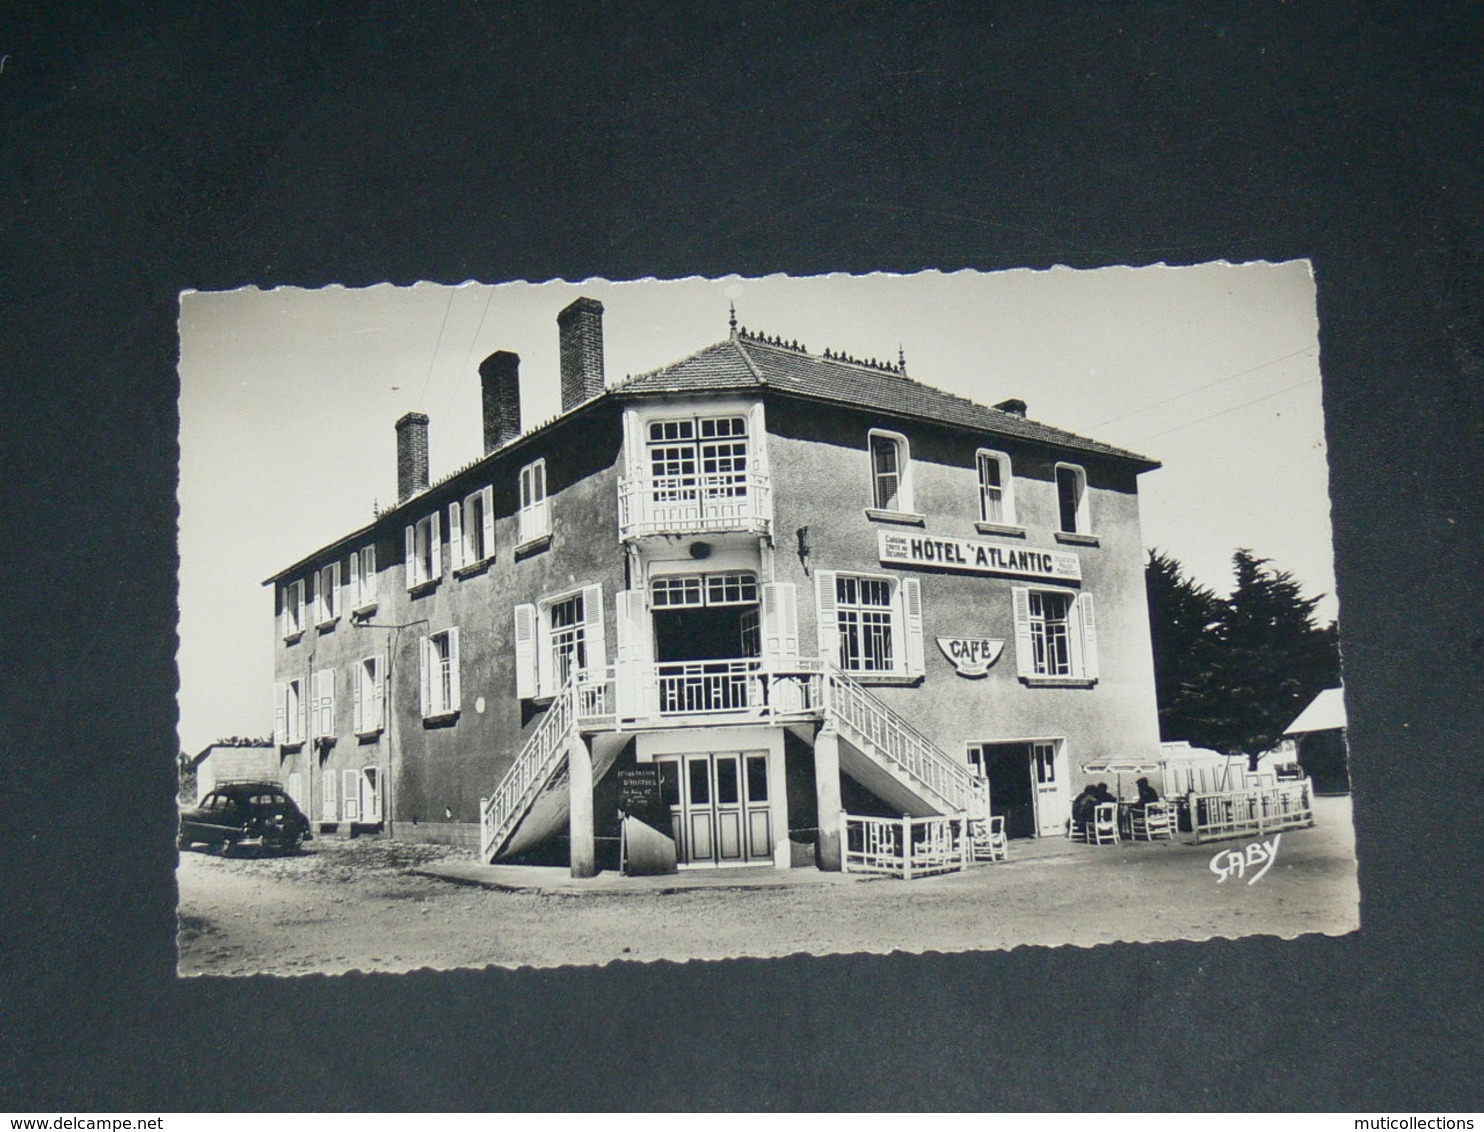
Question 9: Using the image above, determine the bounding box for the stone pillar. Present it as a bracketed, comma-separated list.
[813, 725, 843, 871]
[568, 734, 596, 878]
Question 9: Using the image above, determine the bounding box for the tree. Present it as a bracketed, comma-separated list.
[1146, 548, 1341, 757]
[1144, 550, 1223, 744]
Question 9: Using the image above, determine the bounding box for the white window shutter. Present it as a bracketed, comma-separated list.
[447, 627, 462, 712]
[374, 653, 386, 728]
[331, 561, 341, 616]
[480, 486, 495, 557]
[514, 604, 538, 699]
[902, 577, 925, 676]
[295, 583, 304, 630]
[364, 544, 376, 602]
[323, 769, 336, 822]
[418, 637, 430, 717]
[273, 682, 286, 746]
[322, 669, 337, 737]
[582, 584, 606, 674]
[405, 525, 416, 587]
[430, 512, 442, 579]
[760, 583, 782, 659]
[348, 552, 360, 609]
[761, 582, 798, 659]
[1078, 593, 1100, 680]
[353, 659, 364, 733]
[1012, 586, 1035, 677]
[449, 500, 464, 570]
[343, 770, 359, 821]
[815, 570, 839, 665]
[279, 589, 288, 637]
[295, 683, 306, 745]
[748, 401, 767, 474]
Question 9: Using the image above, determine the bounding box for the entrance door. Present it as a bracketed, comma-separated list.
[972, 739, 1067, 839]
[1029, 741, 1067, 836]
[657, 752, 772, 866]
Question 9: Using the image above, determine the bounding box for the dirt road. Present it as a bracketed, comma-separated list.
[177, 797, 1358, 975]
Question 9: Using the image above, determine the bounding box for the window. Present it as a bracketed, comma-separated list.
[518, 459, 549, 546]
[1011, 586, 1099, 684]
[311, 668, 336, 741]
[451, 485, 495, 571]
[816, 570, 925, 679]
[868, 430, 908, 511]
[342, 769, 360, 822]
[349, 545, 377, 610]
[650, 571, 758, 608]
[547, 594, 587, 689]
[836, 575, 896, 673]
[315, 562, 340, 625]
[1055, 463, 1090, 535]
[514, 585, 606, 699]
[275, 678, 306, 746]
[1033, 742, 1056, 785]
[647, 416, 749, 499]
[281, 580, 305, 639]
[976, 449, 1016, 527]
[354, 654, 386, 734]
[1027, 590, 1073, 676]
[420, 628, 461, 718]
[405, 512, 441, 589]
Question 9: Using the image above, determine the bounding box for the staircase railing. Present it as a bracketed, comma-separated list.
[822, 665, 986, 818]
[479, 673, 578, 862]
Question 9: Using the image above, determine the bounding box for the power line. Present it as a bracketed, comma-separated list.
[416, 287, 459, 409]
[1133, 377, 1320, 443]
[1096, 345, 1317, 427]
[441, 285, 497, 418]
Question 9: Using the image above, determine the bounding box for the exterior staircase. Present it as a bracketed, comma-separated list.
[822, 666, 988, 821]
[479, 674, 578, 862]
[478, 663, 988, 865]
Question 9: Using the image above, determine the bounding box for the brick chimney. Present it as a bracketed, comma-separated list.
[558, 296, 605, 411]
[479, 350, 521, 452]
[395, 412, 430, 501]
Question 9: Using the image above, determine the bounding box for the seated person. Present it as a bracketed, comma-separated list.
[1091, 781, 1118, 808]
[1070, 785, 1100, 833]
[1135, 776, 1160, 808]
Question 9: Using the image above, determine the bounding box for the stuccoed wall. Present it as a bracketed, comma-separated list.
[766, 393, 1161, 785]
[272, 401, 628, 842]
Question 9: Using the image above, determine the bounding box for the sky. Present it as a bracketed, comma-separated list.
[177, 264, 1333, 754]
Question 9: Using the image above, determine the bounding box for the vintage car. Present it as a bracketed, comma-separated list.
[179, 782, 313, 854]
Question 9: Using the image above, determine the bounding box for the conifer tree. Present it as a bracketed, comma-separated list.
[1145, 548, 1340, 757]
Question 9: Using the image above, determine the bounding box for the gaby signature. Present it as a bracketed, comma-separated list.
[1209, 834, 1281, 885]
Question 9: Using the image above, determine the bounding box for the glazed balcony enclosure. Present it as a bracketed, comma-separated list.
[617, 469, 773, 541]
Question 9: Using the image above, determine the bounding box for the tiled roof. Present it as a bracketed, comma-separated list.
[614, 334, 1158, 468]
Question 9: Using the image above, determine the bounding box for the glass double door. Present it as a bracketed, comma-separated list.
[657, 752, 772, 866]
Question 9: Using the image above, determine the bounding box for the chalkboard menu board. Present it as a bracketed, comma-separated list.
[616, 765, 671, 833]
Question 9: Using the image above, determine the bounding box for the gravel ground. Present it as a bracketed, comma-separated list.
[176, 797, 1359, 976]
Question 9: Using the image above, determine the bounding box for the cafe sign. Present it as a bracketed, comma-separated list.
[879, 531, 1082, 582]
[937, 637, 1005, 678]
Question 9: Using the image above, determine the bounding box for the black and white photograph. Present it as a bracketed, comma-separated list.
[176, 266, 1357, 975]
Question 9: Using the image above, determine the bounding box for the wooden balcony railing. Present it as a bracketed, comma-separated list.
[576, 658, 823, 731]
[617, 470, 772, 540]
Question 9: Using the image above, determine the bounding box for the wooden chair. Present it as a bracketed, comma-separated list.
[1140, 801, 1175, 840]
[1089, 802, 1119, 845]
[970, 816, 1009, 862]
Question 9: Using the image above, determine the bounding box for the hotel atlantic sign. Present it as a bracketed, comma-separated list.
[878, 531, 1082, 582]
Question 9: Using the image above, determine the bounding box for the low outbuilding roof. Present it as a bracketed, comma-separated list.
[1284, 687, 1347, 735]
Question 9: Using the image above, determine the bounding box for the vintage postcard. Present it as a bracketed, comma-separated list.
[176, 267, 1357, 975]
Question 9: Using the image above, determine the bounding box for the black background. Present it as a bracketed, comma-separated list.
[3, 2, 1481, 1111]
